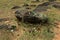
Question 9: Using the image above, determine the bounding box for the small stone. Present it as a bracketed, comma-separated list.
[10, 30, 14, 32]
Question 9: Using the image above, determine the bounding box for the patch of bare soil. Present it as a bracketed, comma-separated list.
[12, 27, 24, 40]
[53, 21, 60, 40]
[0, 9, 24, 40]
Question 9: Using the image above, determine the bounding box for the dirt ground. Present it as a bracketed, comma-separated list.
[53, 21, 60, 40]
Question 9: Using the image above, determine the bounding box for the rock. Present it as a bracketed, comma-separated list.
[10, 30, 14, 32]
[15, 10, 28, 21]
[0, 24, 8, 29]
[23, 15, 41, 24]
[15, 10, 49, 24]
[15, 10, 22, 21]
[0, 24, 16, 31]
[11, 6, 20, 9]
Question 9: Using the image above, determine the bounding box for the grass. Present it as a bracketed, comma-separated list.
[17, 5, 60, 40]
[0, 0, 60, 40]
[17, 22, 55, 40]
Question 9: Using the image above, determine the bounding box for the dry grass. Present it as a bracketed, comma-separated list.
[0, 0, 60, 40]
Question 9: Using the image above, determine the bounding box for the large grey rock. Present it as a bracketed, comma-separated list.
[15, 10, 49, 24]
